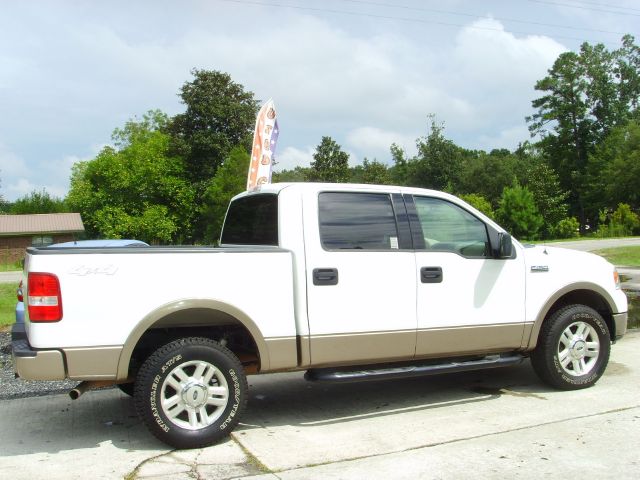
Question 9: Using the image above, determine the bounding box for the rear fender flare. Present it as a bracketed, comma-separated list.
[116, 299, 270, 380]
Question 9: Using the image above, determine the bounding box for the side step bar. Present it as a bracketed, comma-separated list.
[304, 354, 525, 383]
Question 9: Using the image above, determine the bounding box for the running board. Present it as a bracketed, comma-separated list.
[304, 354, 525, 383]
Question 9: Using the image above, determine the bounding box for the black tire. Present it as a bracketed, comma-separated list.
[116, 382, 135, 396]
[531, 304, 611, 390]
[134, 337, 248, 449]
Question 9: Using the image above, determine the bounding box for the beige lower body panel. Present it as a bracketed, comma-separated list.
[416, 323, 526, 358]
[308, 330, 416, 368]
[264, 337, 299, 371]
[64, 346, 123, 380]
[14, 349, 66, 380]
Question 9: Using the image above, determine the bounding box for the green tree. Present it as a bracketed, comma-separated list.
[527, 36, 640, 227]
[520, 160, 569, 238]
[168, 70, 258, 242]
[201, 147, 250, 243]
[272, 166, 311, 182]
[457, 149, 521, 207]
[67, 111, 195, 244]
[497, 183, 544, 239]
[309, 136, 350, 183]
[587, 119, 640, 216]
[361, 158, 391, 185]
[407, 117, 467, 191]
[389, 143, 408, 185]
[10, 189, 68, 214]
[169, 69, 258, 183]
[459, 193, 495, 219]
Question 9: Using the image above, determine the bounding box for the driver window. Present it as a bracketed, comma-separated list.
[414, 197, 489, 257]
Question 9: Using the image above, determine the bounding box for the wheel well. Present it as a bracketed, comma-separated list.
[126, 308, 261, 379]
[543, 289, 614, 337]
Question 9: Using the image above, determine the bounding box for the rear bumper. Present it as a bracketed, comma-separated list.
[613, 312, 627, 341]
[11, 321, 26, 342]
[11, 324, 66, 380]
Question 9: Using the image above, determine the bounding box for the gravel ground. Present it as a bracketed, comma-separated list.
[0, 331, 79, 400]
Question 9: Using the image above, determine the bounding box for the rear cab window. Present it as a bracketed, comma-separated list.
[318, 192, 400, 250]
[220, 194, 279, 245]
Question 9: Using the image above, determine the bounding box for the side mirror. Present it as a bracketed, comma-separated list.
[497, 232, 513, 258]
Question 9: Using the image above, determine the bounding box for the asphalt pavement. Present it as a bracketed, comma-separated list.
[545, 236, 640, 252]
[0, 330, 638, 480]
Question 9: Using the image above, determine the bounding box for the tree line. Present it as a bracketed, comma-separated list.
[2, 35, 640, 243]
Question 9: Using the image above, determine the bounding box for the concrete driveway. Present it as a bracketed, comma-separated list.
[1, 330, 638, 480]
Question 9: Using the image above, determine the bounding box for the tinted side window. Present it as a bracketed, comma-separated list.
[221, 194, 278, 245]
[319, 192, 399, 250]
[414, 197, 489, 257]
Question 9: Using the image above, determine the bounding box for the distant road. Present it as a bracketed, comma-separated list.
[0, 272, 21, 284]
[542, 237, 640, 252]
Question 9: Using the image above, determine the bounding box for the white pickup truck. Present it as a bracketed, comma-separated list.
[12, 183, 628, 448]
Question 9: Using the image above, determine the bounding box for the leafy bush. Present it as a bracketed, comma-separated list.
[459, 193, 495, 219]
[597, 203, 640, 237]
[611, 203, 639, 234]
[553, 217, 580, 239]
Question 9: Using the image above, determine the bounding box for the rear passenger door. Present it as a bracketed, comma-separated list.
[409, 195, 526, 357]
[304, 191, 417, 365]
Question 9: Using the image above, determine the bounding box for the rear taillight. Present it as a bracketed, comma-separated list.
[28, 273, 63, 322]
[17, 280, 23, 302]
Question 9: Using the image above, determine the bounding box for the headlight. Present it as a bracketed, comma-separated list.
[614, 269, 621, 289]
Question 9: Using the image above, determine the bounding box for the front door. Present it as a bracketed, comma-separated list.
[409, 195, 526, 357]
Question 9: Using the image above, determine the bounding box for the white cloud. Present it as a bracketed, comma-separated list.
[0, 2, 609, 199]
[478, 125, 531, 151]
[0, 143, 29, 178]
[6, 178, 38, 199]
[274, 146, 315, 171]
[0, 141, 94, 201]
[346, 127, 417, 163]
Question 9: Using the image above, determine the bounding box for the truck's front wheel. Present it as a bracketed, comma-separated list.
[531, 305, 610, 390]
[134, 337, 248, 449]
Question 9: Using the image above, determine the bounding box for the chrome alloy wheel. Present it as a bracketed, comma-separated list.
[161, 360, 229, 430]
[557, 321, 600, 377]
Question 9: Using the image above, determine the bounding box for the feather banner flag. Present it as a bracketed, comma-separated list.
[247, 99, 279, 190]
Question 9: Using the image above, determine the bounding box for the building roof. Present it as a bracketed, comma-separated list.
[0, 213, 85, 236]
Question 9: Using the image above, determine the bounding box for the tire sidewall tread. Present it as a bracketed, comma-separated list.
[134, 336, 248, 449]
[531, 304, 611, 390]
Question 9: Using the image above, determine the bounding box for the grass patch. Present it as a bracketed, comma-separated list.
[0, 282, 17, 328]
[0, 261, 22, 272]
[593, 245, 640, 267]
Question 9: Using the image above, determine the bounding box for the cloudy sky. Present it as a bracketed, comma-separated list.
[1, 0, 639, 201]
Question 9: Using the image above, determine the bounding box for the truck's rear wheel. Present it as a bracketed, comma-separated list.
[134, 337, 248, 449]
[531, 305, 610, 390]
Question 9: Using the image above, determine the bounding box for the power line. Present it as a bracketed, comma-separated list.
[338, 0, 632, 36]
[526, 0, 640, 17]
[217, 0, 620, 45]
[563, 0, 640, 13]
